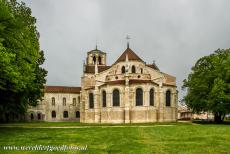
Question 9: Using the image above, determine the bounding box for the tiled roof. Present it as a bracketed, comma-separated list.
[129, 79, 159, 85]
[45, 86, 81, 94]
[162, 72, 176, 83]
[85, 65, 111, 74]
[106, 80, 126, 85]
[114, 48, 144, 64]
[146, 64, 159, 70]
[105, 79, 158, 85]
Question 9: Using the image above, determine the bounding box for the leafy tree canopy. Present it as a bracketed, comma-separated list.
[183, 49, 230, 123]
[0, 0, 47, 121]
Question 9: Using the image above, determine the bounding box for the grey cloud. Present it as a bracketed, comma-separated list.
[22, 0, 230, 100]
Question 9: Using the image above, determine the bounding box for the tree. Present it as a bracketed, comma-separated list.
[0, 0, 47, 122]
[182, 49, 230, 123]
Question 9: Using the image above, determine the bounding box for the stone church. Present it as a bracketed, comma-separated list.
[28, 45, 178, 123]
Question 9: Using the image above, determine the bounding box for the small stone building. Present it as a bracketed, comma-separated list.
[28, 86, 81, 122]
[29, 45, 178, 123]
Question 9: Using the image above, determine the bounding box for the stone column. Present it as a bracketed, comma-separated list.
[158, 87, 164, 122]
[94, 86, 101, 123]
[124, 76, 130, 123]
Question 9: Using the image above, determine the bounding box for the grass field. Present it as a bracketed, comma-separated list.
[0, 122, 229, 154]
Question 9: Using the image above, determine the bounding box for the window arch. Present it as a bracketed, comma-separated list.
[51, 97, 55, 106]
[63, 111, 68, 118]
[121, 66, 125, 74]
[76, 111, 80, 118]
[98, 56, 102, 65]
[149, 88, 154, 106]
[102, 90, 106, 107]
[136, 88, 143, 106]
[89, 93, 94, 108]
[132, 65, 136, 73]
[63, 97, 66, 106]
[51, 111, 56, 118]
[37, 113, 41, 120]
[113, 89, 120, 106]
[93, 56, 96, 64]
[166, 90, 171, 107]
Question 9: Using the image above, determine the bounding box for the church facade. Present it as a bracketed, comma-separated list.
[28, 46, 178, 123]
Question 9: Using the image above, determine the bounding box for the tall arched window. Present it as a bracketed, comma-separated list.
[98, 56, 102, 65]
[140, 68, 143, 74]
[136, 88, 143, 106]
[63, 111, 68, 118]
[93, 56, 96, 64]
[52, 97, 55, 106]
[121, 66, 125, 74]
[76, 111, 80, 118]
[149, 88, 154, 106]
[102, 90, 106, 107]
[166, 90, 171, 107]
[113, 89, 120, 106]
[132, 65, 136, 73]
[51, 111, 56, 118]
[89, 93, 94, 108]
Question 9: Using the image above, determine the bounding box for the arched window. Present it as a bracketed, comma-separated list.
[102, 90, 106, 107]
[98, 56, 102, 65]
[63, 111, 68, 118]
[30, 113, 34, 120]
[166, 90, 171, 107]
[136, 88, 143, 106]
[73, 98, 76, 106]
[93, 56, 96, 64]
[140, 68, 143, 74]
[132, 65, 136, 73]
[149, 88, 154, 106]
[113, 89, 120, 106]
[51, 111, 56, 118]
[52, 97, 55, 106]
[37, 113, 41, 120]
[89, 93, 94, 108]
[63, 97, 66, 106]
[76, 111, 80, 118]
[121, 66, 126, 74]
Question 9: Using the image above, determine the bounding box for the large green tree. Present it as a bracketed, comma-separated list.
[0, 0, 47, 122]
[183, 49, 230, 123]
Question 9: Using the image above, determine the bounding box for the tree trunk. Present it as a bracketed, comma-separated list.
[214, 112, 223, 123]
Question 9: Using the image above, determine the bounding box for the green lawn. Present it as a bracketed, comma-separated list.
[0, 122, 229, 154]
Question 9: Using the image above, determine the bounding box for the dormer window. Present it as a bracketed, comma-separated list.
[122, 66, 125, 74]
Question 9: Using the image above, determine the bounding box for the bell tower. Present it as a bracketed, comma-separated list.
[86, 46, 106, 66]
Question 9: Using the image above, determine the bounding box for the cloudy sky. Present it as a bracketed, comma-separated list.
[22, 0, 230, 100]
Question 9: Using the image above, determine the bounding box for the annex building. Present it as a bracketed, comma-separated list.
[29, 45, 178, 123]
